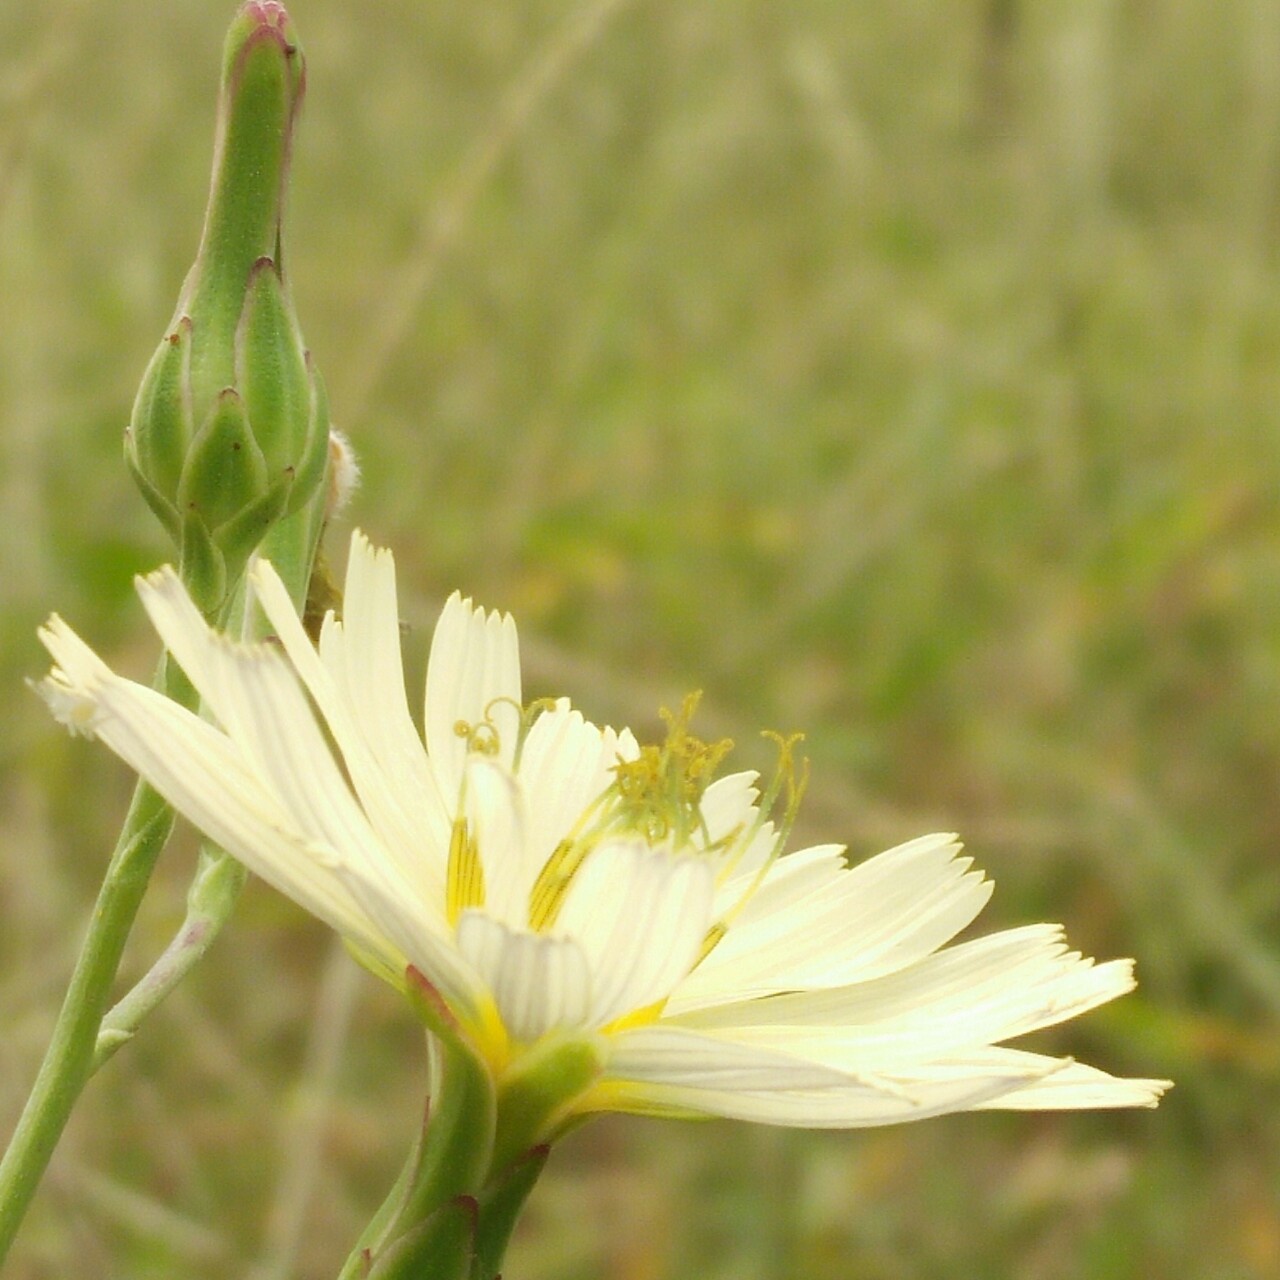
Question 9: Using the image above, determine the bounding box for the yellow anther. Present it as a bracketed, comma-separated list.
[445, 817, 485, 925]
[527, 839, 592, 932]
[605, 692, 733, 850]
[695, 921, 727, 967]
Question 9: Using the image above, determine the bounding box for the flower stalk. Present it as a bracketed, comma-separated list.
[341, 969, 593, 1277]
[0, 714, 177, 1259]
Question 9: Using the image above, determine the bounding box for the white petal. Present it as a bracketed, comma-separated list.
[671, 927, 1138, 1072]
[698, 771, 760, 846]
[604, 1025, 856, 1091]
[320, 846, 486, 1011]
[250, 544, 450, 899]
[671, 833, 989, 1013]
[37, 616, 392, 965]
[424, 593, 522, 806]
[133, 566, 254, 737]
[462, 755, 529, 926]
[135, 569, 360, 853]
[714, 841, 847, 917]
[165, 617, 388, 872]
[969, 1052, 1172, 1109]
[66, 583, 470, 1005]
[557, 840, 715, 1028]
[708, 821, 788, 917]
[596, 1033, 1073, 1127]
[516, 703, 624, 872]
[455, 911, 592, 1042]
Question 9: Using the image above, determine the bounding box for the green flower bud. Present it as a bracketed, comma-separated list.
[126, 1, 328, 615]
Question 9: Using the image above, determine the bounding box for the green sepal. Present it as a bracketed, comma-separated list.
[470, 1146, 550, 1280]
[177, 389, 268, 529]
[365, 1197, 478, 1280]
[404, 965, 471, 1047]
[489, 1034, 602, 1178]
[409, 1040, 495, 1219]
[214, 472, 293, 570]
[129, 316, 193, 507]
[294, 354, 330, 511]
[399, 969, 498, 1220]
[125, 446, 183, 543]
[177, 512, 227, 618]
[235, 257, 313, 488]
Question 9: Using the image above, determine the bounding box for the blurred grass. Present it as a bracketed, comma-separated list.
[2, 0, 1278, 1276]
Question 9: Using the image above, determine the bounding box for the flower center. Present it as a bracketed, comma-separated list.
[443, 691, 809, 958]
[526, 694, 733, 931]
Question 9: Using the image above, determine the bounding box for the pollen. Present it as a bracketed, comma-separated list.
[608, 692, 733, 848]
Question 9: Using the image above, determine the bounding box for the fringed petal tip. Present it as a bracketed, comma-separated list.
[134, 564, 182, 595]
[31, 673, 102, 737]
[982, 1063, 1174, 1111]
[34, 615, 109, 737]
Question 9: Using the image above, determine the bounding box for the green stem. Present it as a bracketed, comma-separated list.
[0, 571, 253, 1260]
[469, 1144, 549, 1280]
[92, 845, 247, 1071]
[336, 1034, 497, 1280]
[0, 776, 175, 1261]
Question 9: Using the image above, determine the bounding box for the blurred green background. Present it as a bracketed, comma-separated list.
[2, 0, 1277, 1276]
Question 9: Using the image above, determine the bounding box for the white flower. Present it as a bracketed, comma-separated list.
[37, 532, 1169, 1126]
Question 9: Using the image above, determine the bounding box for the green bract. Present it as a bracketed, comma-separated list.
[126, 1, 328, 615]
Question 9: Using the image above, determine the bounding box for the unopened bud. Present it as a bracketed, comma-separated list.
[126, 1, 329, 614]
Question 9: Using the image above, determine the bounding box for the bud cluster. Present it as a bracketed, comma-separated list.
[126, 1, 329, 614]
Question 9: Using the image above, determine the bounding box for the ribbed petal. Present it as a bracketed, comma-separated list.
[462, 755, 528, 927]
[37, 616, 393, 967]
[671, 927, 1137, 1072]
[603, 1025, 857, 1092]
[138, 571, 393, 871]
[671, 833, 990, 1013]
[698, 771, 759, 847]
[315, 843, 488, 1011]
[970, 1051, 1171, 1109]
[249, 547, 449, 900]
[556, 840, 715, 1028]
[132, 571, 474, 1003]
[424, 592, 521, 806]
[709, 821, 784, 917]
[516, 703, 631, 877]
[455, 911, 592, 1042]
[595, 1030, 1073, 1127]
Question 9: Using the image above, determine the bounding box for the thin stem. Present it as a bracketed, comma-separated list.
[92, 845, 247, 1071]
[0, 776, 175, 1260]
[0, 653, 204, 1261]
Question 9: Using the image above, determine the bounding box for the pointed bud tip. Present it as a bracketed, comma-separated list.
[225, 0, 305, 103]
[235, 1, 295, 45]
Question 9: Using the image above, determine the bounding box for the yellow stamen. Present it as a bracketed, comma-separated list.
[691, 731, 811, 968]
[527, 838, 592, 932]
[600, 998, 668, 1034]
[694, 921, 727, 967]
[607, 692, 733, 849]
[445, 816, 485, 925]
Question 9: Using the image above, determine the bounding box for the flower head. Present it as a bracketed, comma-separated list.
[37, 533, 1169, 1132]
